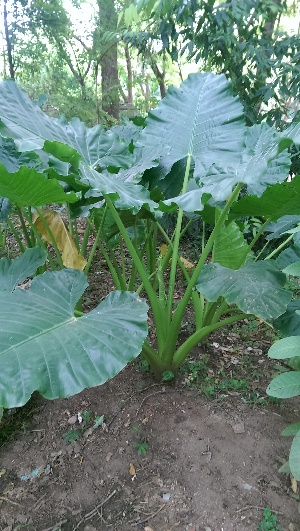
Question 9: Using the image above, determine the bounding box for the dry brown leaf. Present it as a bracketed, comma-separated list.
[33, 209, 87, 270]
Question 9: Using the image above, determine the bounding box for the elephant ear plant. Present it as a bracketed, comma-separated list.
[0, 73, 300, 409]
[267, 257, 300, 482]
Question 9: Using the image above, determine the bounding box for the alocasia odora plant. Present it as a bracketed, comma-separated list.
[0, 72, 300, 407]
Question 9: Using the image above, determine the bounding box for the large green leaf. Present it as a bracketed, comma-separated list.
[0, 268, 148, 408]
[213, 220, 249, 269]
[0, 81, 157, 213]
[273, 300, 300, 336]
[229, 175, 300, 221]
[0, 247, 47, 292]
[161, 121, 291, 210]
[0, 80, 133, 169]
[81, 165, 158, 214]
[289, 429, 300, 481]
[0, 163, 78, 206]
[276, 243, 300, 271]
[268, 336, 300, 360]
[266, 372, 300, 398]
[196, 261, 291, 320]
[139, 72, 246, 183]
[266, 216, 300, 241]
[240, 124, 291, 197]
[0, 136, 44, 172]
[190, 123, 291, 202]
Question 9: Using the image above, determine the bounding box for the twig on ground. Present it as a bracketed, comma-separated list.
[42, 519, 68, 531]
[236, 505, 283, 515]
[0, 496, 23, 507]
[106, 383, 162, 427]
[135, 389, 166, 416]
[72, 489, 117, 530]
[129, 503, 166, 526]
[32, 492, 52, 511]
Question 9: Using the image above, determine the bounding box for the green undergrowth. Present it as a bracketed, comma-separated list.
[178, 320, 283, 405]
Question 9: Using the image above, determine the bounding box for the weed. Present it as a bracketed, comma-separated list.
[257, 507, 281, 531]
[132, 423, 149, 456]
[138, 357, 151, 373]
[63, 410, 105, 443]
[135, 441, 149, 456]
[64, 429, 82, 444]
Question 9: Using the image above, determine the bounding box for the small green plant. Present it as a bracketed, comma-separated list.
[267, 261, 300, 481]
[135, 441, 149, 456]
[64, 429, 82, 444]
[257, 507, 281, 531]
[63, 411, 105, 443]
[132, 423, 149, 456]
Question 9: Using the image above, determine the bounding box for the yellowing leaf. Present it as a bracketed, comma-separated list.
[160, 245, 194, 269]
[129, 462, 136, 476]
[160, 244, 168, 257]
[291, 475, 298, 493]
[33, 209, 87, 270]
[180, 256, 195, 269]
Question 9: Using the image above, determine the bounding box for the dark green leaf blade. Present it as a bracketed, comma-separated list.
[266, 372, 300, 398]
[0, 247, 47, 292]
[0, 269, 148, 408]
[0, 163, 78, 206]
[289, 429, 300, 481]
[196, 261, 291, 320]
[268, 336, 300, 360]
[229, 175, 300, 221]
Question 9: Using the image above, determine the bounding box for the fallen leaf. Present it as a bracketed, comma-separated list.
[129, 463, 136, 476]
[291, 475, 298, 493]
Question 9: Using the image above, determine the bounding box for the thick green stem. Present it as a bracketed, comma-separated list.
[141, 341, 166, 377]
[161, 183, 243, 366]
[104, 195, 168, 352]
[81, 221, 92, 258]
[248, 218, 272, 252]
[6, 219, 26, 253]
[172, 313, 247, 370]
[84, 208, 108, 275]
[202, 301, 220, 327]
[210, 299, 229, 324]
[99, 242, 124, 290]
[264, 233, 294, 260]
[16, 207, 33, 248]
[167, 154, 192, 319]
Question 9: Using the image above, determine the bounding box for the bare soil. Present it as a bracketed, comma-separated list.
[0, 330, 299, 531]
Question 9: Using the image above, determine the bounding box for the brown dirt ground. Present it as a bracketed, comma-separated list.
[1, 331, 300, 531]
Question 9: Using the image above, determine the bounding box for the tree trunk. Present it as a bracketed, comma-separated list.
[150, 59, 166, 99]
[98, 0, 119, 121]
[124, 43, 133, 105]
[3, 0, 15, 79]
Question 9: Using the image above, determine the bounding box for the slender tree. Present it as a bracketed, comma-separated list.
[96, 0, 119, 121]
